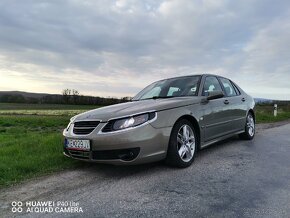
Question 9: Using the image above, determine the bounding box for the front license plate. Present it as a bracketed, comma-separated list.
[66, 139, 90, 151]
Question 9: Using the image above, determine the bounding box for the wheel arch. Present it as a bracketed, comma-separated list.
[248, 109, 255, 122]
[173, 115, 201, 150]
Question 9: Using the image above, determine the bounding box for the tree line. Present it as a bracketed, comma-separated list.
[0, 89, 132, 106]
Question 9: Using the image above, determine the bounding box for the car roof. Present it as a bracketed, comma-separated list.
[157, 74, 226, 82]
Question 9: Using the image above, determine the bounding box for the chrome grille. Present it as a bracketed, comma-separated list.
[73, 121, 100, 135]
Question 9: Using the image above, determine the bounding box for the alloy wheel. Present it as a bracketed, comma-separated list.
[247, 114, 255, 137]
[177, 124, 195, 162]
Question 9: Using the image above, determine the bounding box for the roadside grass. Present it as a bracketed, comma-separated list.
[0, 103, 100, 116]
[256, 111, 290, 123]
[0, 109, 90, 116]
[255, 105, 290, 123]
[0, 115, 88, 187]
[0, 103, 99, 110]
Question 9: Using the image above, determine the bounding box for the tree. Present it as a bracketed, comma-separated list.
[62, 89, 71, 104]
[72, 89, 80, 104]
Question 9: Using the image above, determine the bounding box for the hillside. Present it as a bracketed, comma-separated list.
[0, 91, 51, 99]
[0, 91, 130, 105]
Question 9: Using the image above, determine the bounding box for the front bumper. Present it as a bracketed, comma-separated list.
[63, 122, 171, 165]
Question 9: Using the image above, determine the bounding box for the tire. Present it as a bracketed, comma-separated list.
[239, 112, 255, 140]
[165, 119, 197, 168]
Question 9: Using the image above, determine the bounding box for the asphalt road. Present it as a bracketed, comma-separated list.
[1, 123, 290, 218]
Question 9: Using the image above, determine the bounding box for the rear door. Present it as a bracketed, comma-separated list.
[218, 77, 246, 132]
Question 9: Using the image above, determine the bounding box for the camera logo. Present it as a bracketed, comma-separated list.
[11, 201, 23, 213]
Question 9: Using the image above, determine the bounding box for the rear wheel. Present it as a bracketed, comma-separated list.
[239, 112, 255, 140]
[166, 119, 197, 168]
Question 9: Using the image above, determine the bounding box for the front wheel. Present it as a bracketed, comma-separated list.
[165, 119, 197, 168]
[239, 112, 255, 140]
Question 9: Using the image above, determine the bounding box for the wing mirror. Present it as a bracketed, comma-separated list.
[207, 91, 224, 100]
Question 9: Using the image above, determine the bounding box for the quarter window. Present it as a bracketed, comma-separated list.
[202, 76, 223, 96]
[219, 78, 237, 97]
[232, 82, 241, 95]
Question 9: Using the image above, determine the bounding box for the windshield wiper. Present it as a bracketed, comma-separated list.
[132, 95, 190, 101]
[135, 96, 175, 101]
[152, 96, 175, 99]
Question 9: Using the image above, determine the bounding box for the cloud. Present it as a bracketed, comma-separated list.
[0, 0, 289, 99]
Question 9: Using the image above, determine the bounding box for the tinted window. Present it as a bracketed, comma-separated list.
[202, 76, 223, 96]
[219, 78, 237, 97]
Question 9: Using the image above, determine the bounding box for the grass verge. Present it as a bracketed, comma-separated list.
[256, 111, 290, 123]
[255, 105, 290, 123]
[0, 103, 100, 116]
[0, 103, 99, 110]
[0, 115, 86, 187]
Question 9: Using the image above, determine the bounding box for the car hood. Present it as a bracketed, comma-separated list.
[75, 97, 202, 122]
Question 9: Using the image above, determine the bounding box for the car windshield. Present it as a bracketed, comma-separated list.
[132, 76, 201, 101]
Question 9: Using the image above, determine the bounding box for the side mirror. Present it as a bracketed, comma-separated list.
[207, 91, 224, 100]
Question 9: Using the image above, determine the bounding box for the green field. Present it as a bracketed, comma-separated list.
[0, 115, 93, 187]
[0, 103, 98, 110]
[0, 103, 290, 187]
[0, 103, 98, 187]
[0, 103, 99, 116]
[255, 105, 290, 123]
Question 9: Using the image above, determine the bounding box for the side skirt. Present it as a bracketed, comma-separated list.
[200, 130, 244, 149]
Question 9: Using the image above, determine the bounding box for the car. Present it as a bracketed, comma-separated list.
[63, 74, 255, 167]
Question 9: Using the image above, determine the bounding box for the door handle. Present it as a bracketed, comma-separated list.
[224, 100, 229, 104]
[241, 98, 246, 102]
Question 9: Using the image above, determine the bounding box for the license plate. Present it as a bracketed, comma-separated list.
[65, 139, 90, 151]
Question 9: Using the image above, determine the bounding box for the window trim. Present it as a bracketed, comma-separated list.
[231, 81, 241, 96]
[201, 76, 224, 97]
[195, 76, 202, 97]
[218, 77, 241, 97]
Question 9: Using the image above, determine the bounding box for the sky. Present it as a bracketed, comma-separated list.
[0, 0, 289, 100]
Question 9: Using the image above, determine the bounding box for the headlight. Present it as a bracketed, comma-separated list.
[113, 114, 149, 130]
[102, 112, 156, 132]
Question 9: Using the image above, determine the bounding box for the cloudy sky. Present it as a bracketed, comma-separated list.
[0, 0, 289, 99]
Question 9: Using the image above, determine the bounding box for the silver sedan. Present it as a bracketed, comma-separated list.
[63, 74, 255, 167]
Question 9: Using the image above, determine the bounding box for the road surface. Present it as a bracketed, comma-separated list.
[1, 123, 290, 218]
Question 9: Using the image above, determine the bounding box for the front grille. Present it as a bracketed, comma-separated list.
[73, 121, 100, 135]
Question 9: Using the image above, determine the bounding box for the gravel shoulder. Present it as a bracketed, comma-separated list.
[256, 119, 290, 132]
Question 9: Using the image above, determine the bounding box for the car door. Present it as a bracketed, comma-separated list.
[201, 76, 232, 142]
[218, 77, 246, 132]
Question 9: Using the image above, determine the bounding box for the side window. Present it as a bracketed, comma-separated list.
[219, 78, 237, 97]
[202, 76, 223, 96]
